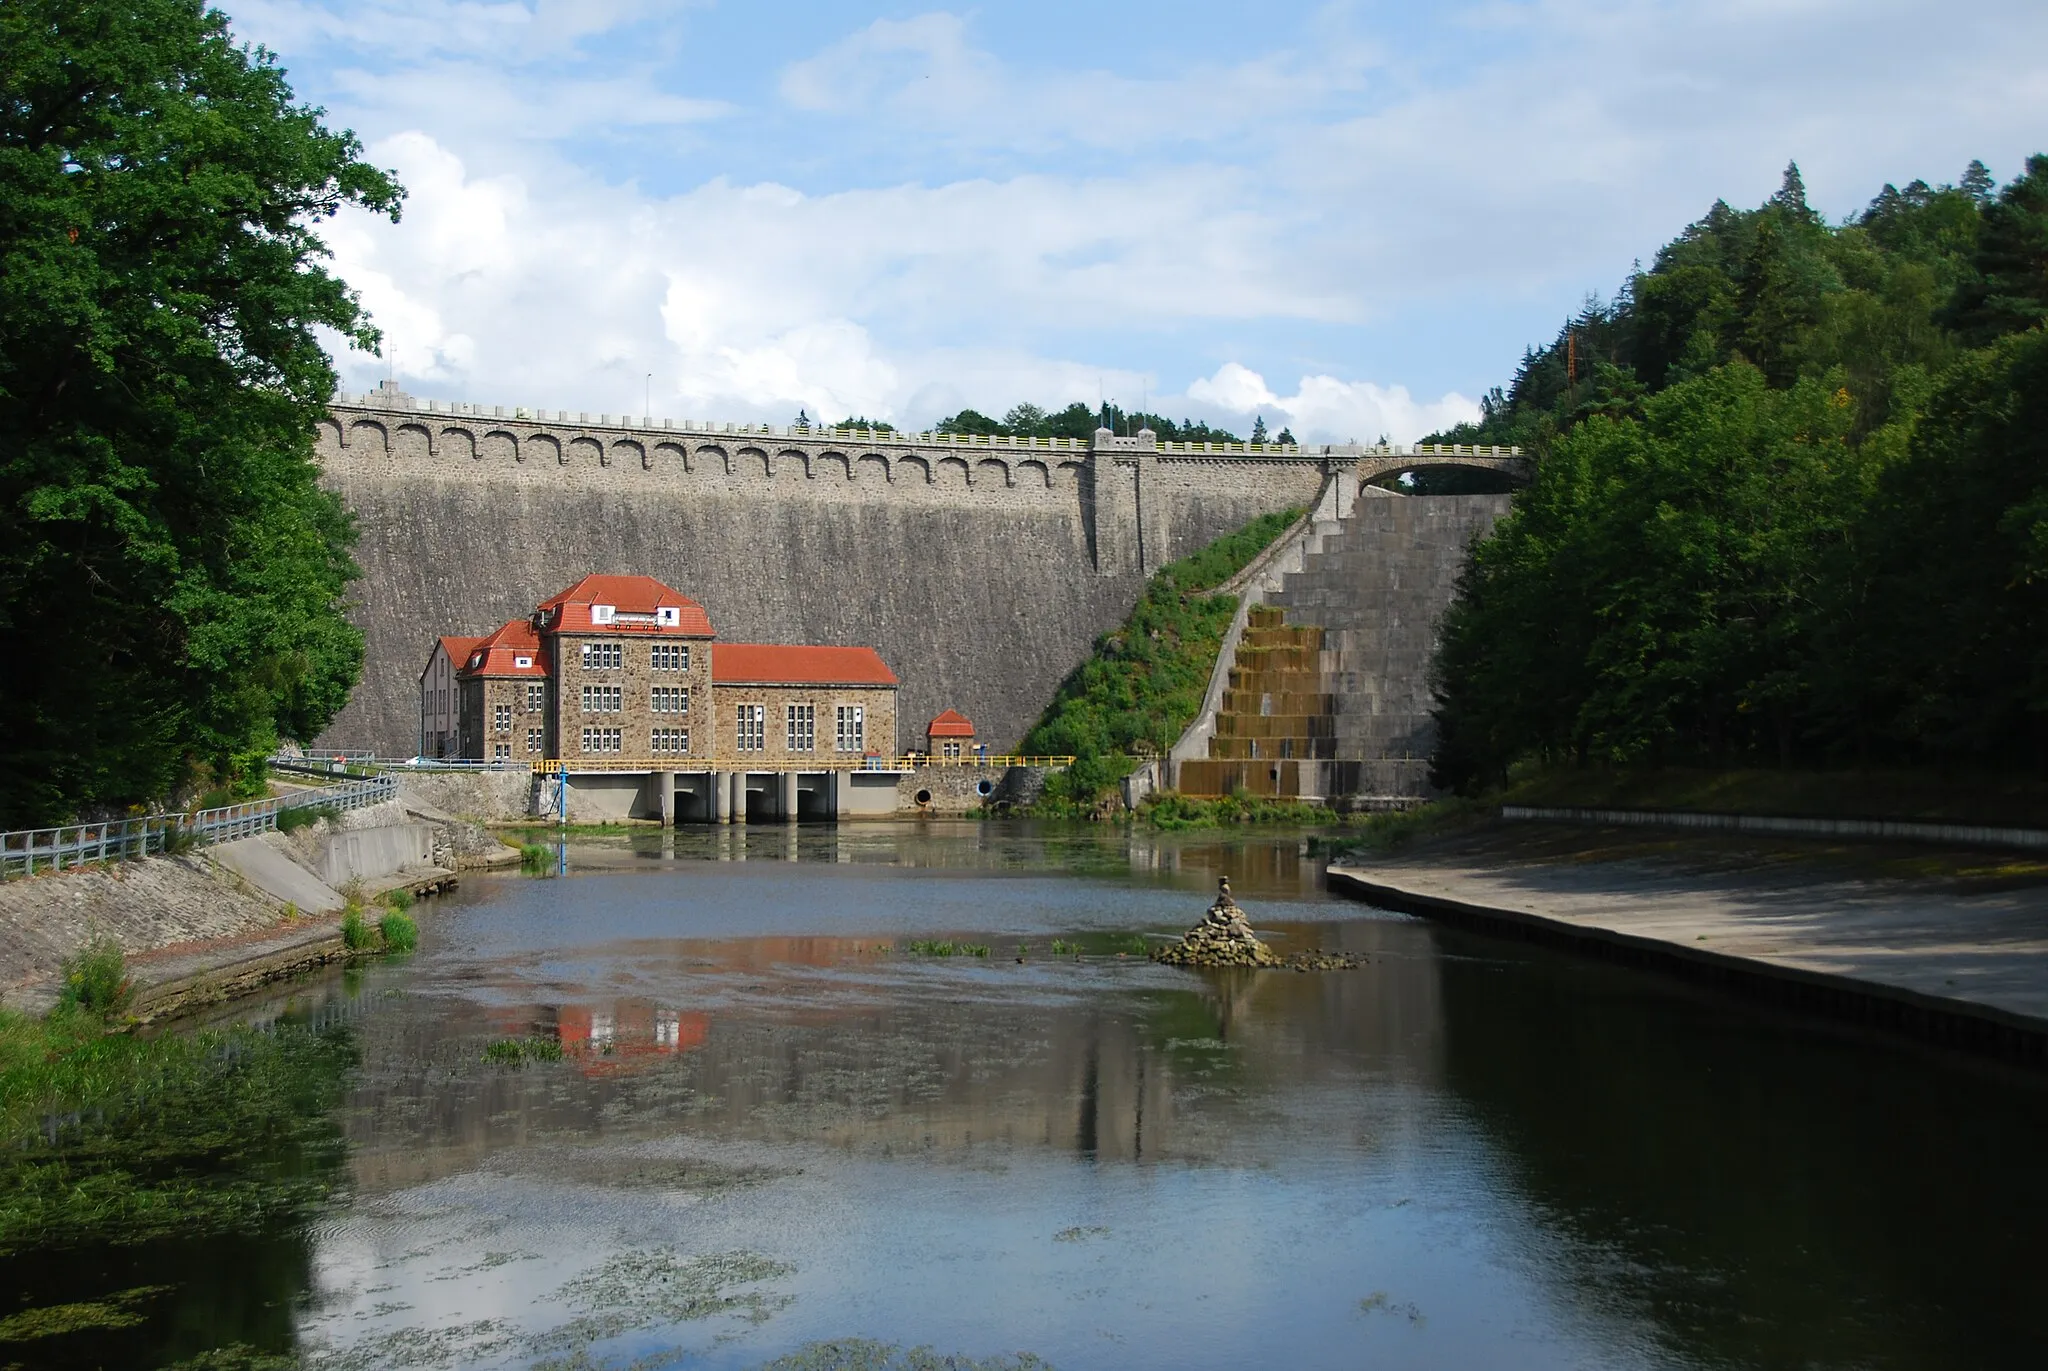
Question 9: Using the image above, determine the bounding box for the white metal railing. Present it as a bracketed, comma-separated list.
[1, 775, 395, 879]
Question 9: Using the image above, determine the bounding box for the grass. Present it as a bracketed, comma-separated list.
[1049, 939, 1079, 955]
[1140, 789, 1338, 829]
[904, 940, 993, 958]
[483, 1036, 565, 1065]
[55, 937, 132, 1019]
[1022, 507, 1305, 814]
[378, 910, 418, 953]
[383, 885, 414, 912]
[518, 842, 554, 874]
[274, 804, 337, 835]
[340, 906, 373, 951]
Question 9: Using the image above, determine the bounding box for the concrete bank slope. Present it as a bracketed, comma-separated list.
[1327, 846, 2048, 1064]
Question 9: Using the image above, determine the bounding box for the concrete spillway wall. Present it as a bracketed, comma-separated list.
[314, 392, 1329, 756]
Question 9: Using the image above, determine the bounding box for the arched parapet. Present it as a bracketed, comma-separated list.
[393, 422, 433, 460]
[816, 451, 851, 481]
[1354, 452, 1531, 489]
[736, 446, 770, 478]
[651, 440, 686, 471]
[346, 418, 389, 456]
[316, 417, 344, 456]
[561, 435, 598, 466]
[934, 456, 970, 488]
[611, 438, 645, 469]
[973, 457, 1011, 489]
[777, 447, 812, 479]
[854, 453, 890, 483]
[694, 443, 729, 475]
[1053, 460, 1085, 489]
[898, 455, 931, 485]
[479, 429, 520, 463]
[440, 427, 476, 461]
[525, 432, 562, 465]
[1016, 459, 1050, 489]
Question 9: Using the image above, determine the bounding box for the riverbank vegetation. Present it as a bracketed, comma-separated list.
[1022, 508, 1303, 813]
[1428, 157, 2048, 794]
[0, 1, 404, 826]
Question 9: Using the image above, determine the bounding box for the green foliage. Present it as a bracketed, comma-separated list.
[1139, 790, 1338, 829]
[381, 885, 414, 912]
[377, 910, 417, 952]
[0, 1011, 354, 1255]
[274, 803, 336, 835]
[1429, 153, 2048, 791]
[0, 0, 404, 826]
[905, 940, 960, 957]
[339, 907, 371, 952]
[483, 1036, 564, 1065]
[55, 937, 131, 1018]
[1023, 508, 1303, 812]
[1049, 939, 1079, 955]
[518, 842, 554, 873]
[933, 400, 1250, 445]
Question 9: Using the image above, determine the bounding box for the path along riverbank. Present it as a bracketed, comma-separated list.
[0, 797, 513, 1020]
[1329, 823, 2048, 1064]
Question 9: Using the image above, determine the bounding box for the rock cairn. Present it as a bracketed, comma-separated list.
[1152, 878, 1363, 972]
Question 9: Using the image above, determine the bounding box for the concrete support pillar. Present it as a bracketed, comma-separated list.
[713, 770, 730, 824]
[730, 771, 748, 825]
[780, 772, 798, 822]
[654, 770, 674, 826]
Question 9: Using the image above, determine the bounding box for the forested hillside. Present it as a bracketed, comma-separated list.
[1429, 157, 2048, 792]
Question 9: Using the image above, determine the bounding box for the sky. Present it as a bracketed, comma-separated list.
[231, 0, 2048, 442]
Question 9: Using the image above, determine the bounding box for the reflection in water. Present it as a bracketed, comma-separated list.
[9, 821, 2044, 1370]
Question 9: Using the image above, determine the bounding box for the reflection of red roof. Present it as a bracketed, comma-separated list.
[425, 636, 482, 679]
[926, 709, 975, 737]
[713, 644, 897, 687]
[459, 619, 546, 678]
[537, 574, 713, 635]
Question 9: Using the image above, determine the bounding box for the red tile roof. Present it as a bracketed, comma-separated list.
[926, 709, 975, 737]
[425, 635, 483, 678]
[712, 644, 898, 687]
[458, 618, 547, 678]
[537, 573, 712, 636]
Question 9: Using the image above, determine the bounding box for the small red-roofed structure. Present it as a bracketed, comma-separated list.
[926, 709, 976, 760]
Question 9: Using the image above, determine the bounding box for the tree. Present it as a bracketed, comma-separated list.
[0, 0, 403, 824]
[1962, 159, 1996, 206]
[1251, 415, 1268, 442]
[1943, 154, 2048, 343]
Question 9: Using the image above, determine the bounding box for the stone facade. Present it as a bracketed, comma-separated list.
[710, 682, 897, 765]
[554, 631, 713, 763]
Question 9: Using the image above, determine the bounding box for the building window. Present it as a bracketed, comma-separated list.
[580, 685, 622, 713]
[651, 643, 689, 671]
[834, 705, 865, 753]
[526, 727, 544, 753]
[651, 727, 689, 754]
[493, 703, 511, 733]
[735, 704, 765, 752]
[787, 703, 815, 752]
[652, 685, 689, 714]
[580, 726, 623, 754]
[526, 683, 546, 711]
[493, 742, 510, 761]
[580, 641, 622, 671]
[942, 740, 962, 760]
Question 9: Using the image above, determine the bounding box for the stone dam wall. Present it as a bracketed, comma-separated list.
[314, 392, 1332, 756]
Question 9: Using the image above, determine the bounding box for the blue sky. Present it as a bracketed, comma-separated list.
[232, 0, 2048, 440]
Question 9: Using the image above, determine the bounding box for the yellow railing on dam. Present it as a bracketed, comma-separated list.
[536, 756, 1075, 774]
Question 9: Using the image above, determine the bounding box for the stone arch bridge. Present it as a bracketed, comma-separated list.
[315, 380, 1524, 760]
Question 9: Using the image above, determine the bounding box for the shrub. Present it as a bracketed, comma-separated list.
[378, 911, 418, 953]
[382, 885, 413, 912]
[56, 936, 132, 1018]
[518, 842, 552, 874]
[276, 804, 337, 834]
[340, 906, 371, 951]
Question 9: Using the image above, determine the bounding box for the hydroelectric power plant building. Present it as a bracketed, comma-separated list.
[423, 573, 909, 822]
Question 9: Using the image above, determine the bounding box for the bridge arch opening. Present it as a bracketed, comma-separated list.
[1361, 463, 1525, 497]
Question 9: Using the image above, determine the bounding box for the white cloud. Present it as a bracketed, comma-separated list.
[1184, 364, 1478, 445]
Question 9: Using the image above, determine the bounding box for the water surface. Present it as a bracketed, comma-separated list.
[12, 821, 2048, 1369]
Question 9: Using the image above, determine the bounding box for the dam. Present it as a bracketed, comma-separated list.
[315, 382, 1523, 799]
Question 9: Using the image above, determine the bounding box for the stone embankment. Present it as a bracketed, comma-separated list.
[0, 795, 514, 1018]
[1327, 825, 2048, 1063]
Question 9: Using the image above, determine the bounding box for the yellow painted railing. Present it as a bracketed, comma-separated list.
[536, 755, 1074, 775]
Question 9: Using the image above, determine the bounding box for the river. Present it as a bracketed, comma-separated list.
[7, 820, 2046, 1369]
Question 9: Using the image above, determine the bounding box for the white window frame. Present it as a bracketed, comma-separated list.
[735, 704, 765, 752]
[580, 641, 622, 671]
[834, 704, 865, 753]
